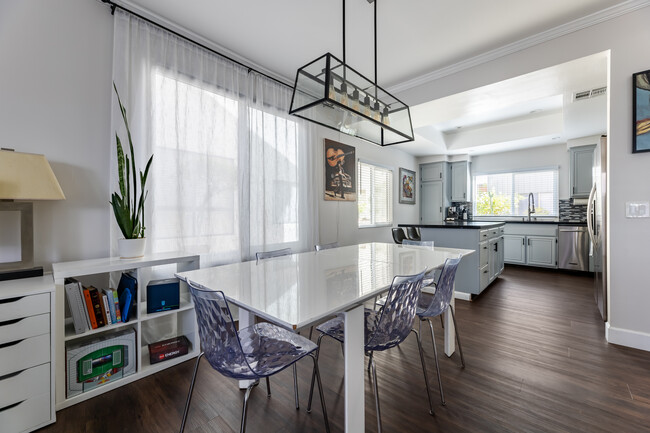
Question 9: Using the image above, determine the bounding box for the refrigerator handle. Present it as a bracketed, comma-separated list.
[587, 182, 597, 251]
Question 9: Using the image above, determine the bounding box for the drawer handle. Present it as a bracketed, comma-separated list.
[0, 297, 23, 305]
[0, 339, 23, 350]
[0, 400, 24, 413]
[0, 317, 24, 327]
[0, 369, 24, 381]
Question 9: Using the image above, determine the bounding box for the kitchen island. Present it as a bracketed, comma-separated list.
[399, 222, 506, 298]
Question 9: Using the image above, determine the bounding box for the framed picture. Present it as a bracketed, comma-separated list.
[633, 69, 650, 153]
[399, 167, 416, 204]
[324, 139, 356, 201]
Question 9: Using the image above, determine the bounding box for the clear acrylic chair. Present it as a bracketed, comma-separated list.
[180, 283, 330, 433]
[314, 242, 339, 251]
[255, 248, 301, 408]
[416, 257, 465, 406]
[306, 270, 434, 432]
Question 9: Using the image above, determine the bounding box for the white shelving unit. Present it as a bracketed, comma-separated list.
[52, 252, 200, 410]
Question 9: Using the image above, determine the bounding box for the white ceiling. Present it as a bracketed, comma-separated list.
[122, 0, 620, 156]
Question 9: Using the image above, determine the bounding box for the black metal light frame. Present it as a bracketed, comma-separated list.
[289, 0, 414, 146]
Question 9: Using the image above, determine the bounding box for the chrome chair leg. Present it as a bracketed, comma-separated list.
[307, 333, 325, 412]
[179, 352, 204, 433]
[240, 381, 257, 433]
[367, 351, 374, 374]
[309, 353, 331, 433]
[265, 377, 271, 397]
[369, 356, 382, 433]
[293, 364, 299, 409]
[309, 325, 314, 340]
[449, 305, 465, 368]
[411, 329, 434, 416]
[426, 318, 445, 405]
[440, 315, 444, 329]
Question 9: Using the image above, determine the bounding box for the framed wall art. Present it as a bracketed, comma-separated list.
[324, 139, 356, 201]
[399, 167, 416, 204]
[633, 69, 650, 153]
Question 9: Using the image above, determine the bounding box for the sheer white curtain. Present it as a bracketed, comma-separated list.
[110, 10, 317, 265]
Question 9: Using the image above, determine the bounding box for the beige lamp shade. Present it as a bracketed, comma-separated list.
[0, 149, 65, 200]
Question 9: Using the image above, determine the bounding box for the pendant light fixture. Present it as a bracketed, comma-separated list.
[289, 0, 414, 146]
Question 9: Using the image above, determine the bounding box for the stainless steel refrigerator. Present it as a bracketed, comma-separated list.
[588, 135, 607, 321]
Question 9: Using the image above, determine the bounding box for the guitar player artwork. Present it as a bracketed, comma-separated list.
[324, 139, 356, 201]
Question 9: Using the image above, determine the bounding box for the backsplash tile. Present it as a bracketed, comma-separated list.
[559, 199, 587, 222]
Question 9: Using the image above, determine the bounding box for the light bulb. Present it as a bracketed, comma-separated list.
[351, 89, 360, 111]
[372, 101, 381, 121]
[340, 82, 349, 107]
[362, 96, 371, 117]
[328, 76, 336, 101]
[382, 106, 390, 126]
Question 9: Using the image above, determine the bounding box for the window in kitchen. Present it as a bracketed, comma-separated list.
[358, 161, 393, 227]
[472, 168, 558, 217]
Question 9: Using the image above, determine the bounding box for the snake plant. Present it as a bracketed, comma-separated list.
[110, 83, 153, 239]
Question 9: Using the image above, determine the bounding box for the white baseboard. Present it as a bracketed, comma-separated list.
[454, 291, 472, 301]
[606, 322, 650, 352]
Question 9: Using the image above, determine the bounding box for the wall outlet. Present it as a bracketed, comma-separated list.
[625, 201, 650, 218]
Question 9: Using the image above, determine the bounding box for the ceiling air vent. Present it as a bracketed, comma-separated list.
[574, 86, 607, 101]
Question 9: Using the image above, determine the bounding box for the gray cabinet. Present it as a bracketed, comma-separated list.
[504, 235, 526, 264]
[421, 162, 446, 181]
[570, 145, 595, 198]
[527, 236, 557, 267]
[421, 181, 444, 223]
[450, 161, 470, 202]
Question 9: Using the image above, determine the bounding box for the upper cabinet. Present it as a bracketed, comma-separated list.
[570, 145, 595, 198]
[450, 161, 471, 202]
[421, 162, 446, 181]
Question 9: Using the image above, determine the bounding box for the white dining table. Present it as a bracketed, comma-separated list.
[176, 242, 473, 432]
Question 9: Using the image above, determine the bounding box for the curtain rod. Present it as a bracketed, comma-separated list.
[100, 0, 292, 89]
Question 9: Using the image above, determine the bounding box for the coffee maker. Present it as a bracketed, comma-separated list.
[446, 206, 458, 221]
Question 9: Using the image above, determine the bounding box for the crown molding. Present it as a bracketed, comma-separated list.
[388, 0, 650, 95]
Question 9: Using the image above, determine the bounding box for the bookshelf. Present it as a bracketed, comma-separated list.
[53, 252, 200, 410]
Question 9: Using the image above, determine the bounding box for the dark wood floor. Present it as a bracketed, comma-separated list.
[40, 266, 650, 433]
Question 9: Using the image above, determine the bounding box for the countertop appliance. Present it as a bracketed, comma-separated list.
[558, 226, 589, 271]
[588, 135, 607, 321]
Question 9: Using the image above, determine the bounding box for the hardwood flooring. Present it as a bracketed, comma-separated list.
[39, 266, 650, 432]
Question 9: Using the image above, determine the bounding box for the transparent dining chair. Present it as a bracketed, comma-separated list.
[306, 270, 434, 432]
[254, 248, 301, 408]
[314, 242, 339, 251]
[180, 283, 330, 433]
[416, 257, 464, 406]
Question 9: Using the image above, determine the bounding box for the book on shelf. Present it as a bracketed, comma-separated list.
[117, 273, 137, 323]
[64, 278, 88, 334]
[77, 281, 92, 330]
[103, 288, 117, 323]
[101, 293, 113, 325]
[88, 287, 106, 328]
[112, 289, 122, 322]
[82, 287, 99, 329]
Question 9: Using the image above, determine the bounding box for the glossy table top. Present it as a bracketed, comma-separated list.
[176, 242, 473, 330]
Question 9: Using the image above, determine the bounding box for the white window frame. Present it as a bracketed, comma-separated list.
[358, 160, 393, 228]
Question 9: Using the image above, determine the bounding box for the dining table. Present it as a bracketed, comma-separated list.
[176, 242, 474, 432]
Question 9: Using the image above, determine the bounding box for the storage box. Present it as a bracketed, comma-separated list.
[146, 278, 180, 314]
[148, 335, 190, 364]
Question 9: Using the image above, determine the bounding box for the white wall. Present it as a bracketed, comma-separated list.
[316, 129, 419, 246]
[396, 6, 650, 351]
[0, 0, 114, 268]
[469, 144, 571, 199]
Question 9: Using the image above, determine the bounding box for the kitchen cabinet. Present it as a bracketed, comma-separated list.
[421, 181, 444, 223]
[421, 162, 447, 181]
[527, 236, 557, 267]
[450, 161, 470, 202]
[570, 145, 595, 198]
[503, 224, 558, 268]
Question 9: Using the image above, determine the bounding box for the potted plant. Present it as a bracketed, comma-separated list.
[110, 83, 153, 258]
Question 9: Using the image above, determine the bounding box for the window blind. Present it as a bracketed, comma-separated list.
[358, 161, 393, 227]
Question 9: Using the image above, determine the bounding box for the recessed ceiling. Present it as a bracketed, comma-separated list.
[121, 0, 619, 156]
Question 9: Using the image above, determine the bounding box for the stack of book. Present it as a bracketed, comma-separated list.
[64, 273, 137, 334]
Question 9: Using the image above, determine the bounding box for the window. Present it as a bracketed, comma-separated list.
[473, 168, 558, 217]
[358, 161, 393, 227]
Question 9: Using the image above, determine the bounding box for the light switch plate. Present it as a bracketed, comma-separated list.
[625, 201, 650, 218]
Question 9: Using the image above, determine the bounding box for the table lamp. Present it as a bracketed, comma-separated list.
[0, 148, 65, 281]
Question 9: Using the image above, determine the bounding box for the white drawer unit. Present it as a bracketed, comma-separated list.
[0, 276, 56, 433]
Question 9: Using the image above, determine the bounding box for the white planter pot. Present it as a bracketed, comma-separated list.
[118, 238, 146, 259]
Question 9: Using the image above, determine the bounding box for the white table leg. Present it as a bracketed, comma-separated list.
[444, 288, 457, 357]
[238, 307, 256, 389]
[343, 304, 364, 433]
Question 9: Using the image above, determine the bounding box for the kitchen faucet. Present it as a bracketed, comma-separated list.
[527, 192, 536, 221]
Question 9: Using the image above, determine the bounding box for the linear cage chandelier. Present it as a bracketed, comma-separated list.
[289, 0, 414, 146]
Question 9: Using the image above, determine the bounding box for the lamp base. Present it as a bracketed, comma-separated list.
[0, 266, 44, 282]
